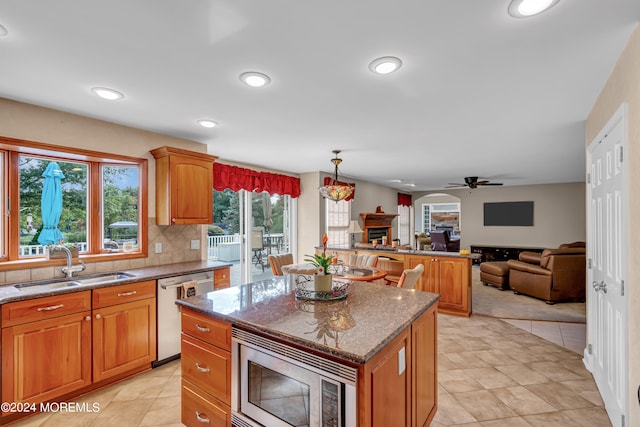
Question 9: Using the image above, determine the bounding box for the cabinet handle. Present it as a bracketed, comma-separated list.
[195, 411, 210, 424]
[95, 314, 102, 319]
[195, 324, 210, 333]
[117, 291, 137, 297]
[37, 304, 64, 312]
[195, 363, 210, 373]
[172, 218, 176, 223]
[85, 316, 91, 321]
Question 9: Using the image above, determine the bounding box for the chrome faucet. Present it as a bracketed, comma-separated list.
[55, 245, 86, 278]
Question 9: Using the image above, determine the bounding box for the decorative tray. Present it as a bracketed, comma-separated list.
[294, 275, 350, 301]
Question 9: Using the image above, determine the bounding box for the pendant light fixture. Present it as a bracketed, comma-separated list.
[319, 150, 354, 202]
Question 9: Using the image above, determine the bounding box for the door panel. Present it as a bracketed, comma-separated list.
[586, 104, 627, 427]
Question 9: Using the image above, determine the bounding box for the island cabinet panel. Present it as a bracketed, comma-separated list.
[407, 255, 471, 317]
[213, 267, 231, 290]
[412, 305, 438, 427]
[181, 308, 232, 427]
[359, 328, 411, 427]
[151, 146, 218, 225]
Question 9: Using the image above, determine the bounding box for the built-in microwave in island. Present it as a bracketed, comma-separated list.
[231, 328, 357, 427]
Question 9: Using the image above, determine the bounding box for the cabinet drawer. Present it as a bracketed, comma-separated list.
[181, 335, 231, 405]
[1, 291, 91, 327]
[182, 379, 230, 427]
[92, 280, 155, 309]
[181, 309, 231, 350]
[213, 268, 230, 290]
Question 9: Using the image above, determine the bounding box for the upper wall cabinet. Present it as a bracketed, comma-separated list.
[151, 146, 218, 225]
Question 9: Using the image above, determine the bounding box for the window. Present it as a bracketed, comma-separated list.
[326, 199, 350, 248]
[422, 202, 460, 234]
[398, 204, 411, 245]
[1, 136, 147, 267]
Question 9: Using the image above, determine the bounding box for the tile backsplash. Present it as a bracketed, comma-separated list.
[0, 218, 204, 285]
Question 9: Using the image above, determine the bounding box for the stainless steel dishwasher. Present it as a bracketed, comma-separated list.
[155, 271, 214, 366]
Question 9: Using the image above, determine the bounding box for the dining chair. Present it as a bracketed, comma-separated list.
[251, 227, 265, 271]
[268, 253, 294, 276]
[348, 254, 379, 268]
[397, 264, 425, 289]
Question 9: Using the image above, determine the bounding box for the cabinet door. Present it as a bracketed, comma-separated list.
[436, 258, 467, 313]
[182, 379, 231, 427]
[1, 311, 91, 405]
[411, 306, 437, 427]
[181, 336, 231, 406]
[93, 298, 157, 382]
[170, 155, 213, 224]
[408, 257, 437, 293]
[213, 268, 230, 290]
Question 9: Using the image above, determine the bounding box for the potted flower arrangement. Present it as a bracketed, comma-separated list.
[304, 233, 334, 292]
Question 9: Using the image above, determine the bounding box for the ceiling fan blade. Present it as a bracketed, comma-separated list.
[447, 183, 466, 186]
[476, 180, 490, 185]
[479, 182, 503, 186]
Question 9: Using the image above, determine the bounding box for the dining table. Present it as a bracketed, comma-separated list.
[281, 263, 387, 282]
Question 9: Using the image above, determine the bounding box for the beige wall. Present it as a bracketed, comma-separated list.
[414, 182, 586, 249]
[0, 98, 208, 283]
[586, 25, 640, 426]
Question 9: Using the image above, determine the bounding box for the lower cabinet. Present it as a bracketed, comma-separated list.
[359, 304, 438, 427]
[407, 255, 471, 316]
[213, 267, 231, 290]
[181, 308, 232, 427]
[1, 281, 157, 420]
[1, 292, 92, 407]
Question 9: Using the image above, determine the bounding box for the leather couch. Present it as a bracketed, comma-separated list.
[506, 245, 586, 304]
[430, 230, 460, 252]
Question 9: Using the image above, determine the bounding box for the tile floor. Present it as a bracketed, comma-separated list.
[12, 314, 605, 427]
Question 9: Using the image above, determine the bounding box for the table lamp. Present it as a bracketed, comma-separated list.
[348, 220, 363, 248]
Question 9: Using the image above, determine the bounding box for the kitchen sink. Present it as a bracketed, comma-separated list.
[15, 272, 134, 292]
[15, 280, 82, 292]
[72, 272, 133, 285]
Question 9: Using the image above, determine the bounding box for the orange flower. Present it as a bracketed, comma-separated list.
[322, 233, 329, 248]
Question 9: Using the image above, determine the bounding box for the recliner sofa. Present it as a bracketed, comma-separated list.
[506, 245, 586, 304]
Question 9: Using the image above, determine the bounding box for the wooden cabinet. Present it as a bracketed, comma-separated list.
[181, 308, 231, 427]
[1, 292, 92, 410]
[214, 268, 231, 290]
[408, 255, 471, 317]
[92, 281, 157, 382]
[151, 146, 218, 225]
[359, 304, 437, 427]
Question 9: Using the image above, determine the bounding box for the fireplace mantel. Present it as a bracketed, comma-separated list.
[360, 212, 398, 243]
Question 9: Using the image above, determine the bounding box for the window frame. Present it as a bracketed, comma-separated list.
[0, 136, 148, 271]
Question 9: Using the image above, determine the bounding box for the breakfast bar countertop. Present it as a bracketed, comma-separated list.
[176, 276, 440, 364]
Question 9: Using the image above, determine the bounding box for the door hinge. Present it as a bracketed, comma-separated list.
[621, 414, 625, 427]
[587, 173, 591, 184]
[588, 258, 592, 269]
[621, 280, 625, 296]
[620, 146, 624, 163]
[587, 343, 593, 355]
[6, 197, 9, 216]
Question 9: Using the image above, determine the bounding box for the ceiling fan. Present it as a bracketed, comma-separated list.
[446, 176, 504, 189]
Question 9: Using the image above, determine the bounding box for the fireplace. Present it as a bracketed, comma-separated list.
[360, 212, 398, 244]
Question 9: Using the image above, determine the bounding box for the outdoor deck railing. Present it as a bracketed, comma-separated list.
[19, 242, 90, 257]
[208, 234, 241, 259]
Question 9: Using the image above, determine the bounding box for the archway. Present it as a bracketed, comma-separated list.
[414, 193, 462, 238]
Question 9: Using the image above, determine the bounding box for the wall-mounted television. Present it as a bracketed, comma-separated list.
[483, 201, 534, 226]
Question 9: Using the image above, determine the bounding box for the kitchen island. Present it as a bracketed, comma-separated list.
[176, 275, 439, 427]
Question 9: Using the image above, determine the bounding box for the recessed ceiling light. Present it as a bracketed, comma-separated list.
[508, 0, 559, 18]
[239, 71, 271, 88]
[0, 24, 8, 37]
[197, 119, 219, 128]
[368, 56, 403, 75]
[91, 87, 124, 100]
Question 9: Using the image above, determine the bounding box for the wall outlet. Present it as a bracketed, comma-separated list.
[190, 240, 200, 250]
[155, 243, 162, 254]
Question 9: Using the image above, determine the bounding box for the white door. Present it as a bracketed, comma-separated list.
[585, 104, 628, 427]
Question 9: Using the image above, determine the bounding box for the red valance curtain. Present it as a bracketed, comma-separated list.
[213, 163, 301, 198]
[397, 193, 412, 207]
[323, 177, 356, 201]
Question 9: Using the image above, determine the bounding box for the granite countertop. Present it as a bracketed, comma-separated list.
[176, 276, 440, 365]
[0, 260, 232, 304]
[322, 246, 479, 259]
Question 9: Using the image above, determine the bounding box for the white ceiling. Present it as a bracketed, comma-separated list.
[1, 0, 639, 191]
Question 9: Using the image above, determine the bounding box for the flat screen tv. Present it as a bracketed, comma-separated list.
[483, 201, 534, 226]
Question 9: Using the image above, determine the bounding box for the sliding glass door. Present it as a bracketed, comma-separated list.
[211, 189, 296, 286]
